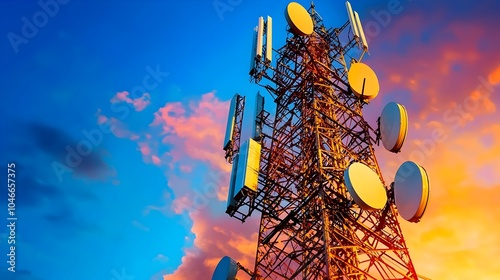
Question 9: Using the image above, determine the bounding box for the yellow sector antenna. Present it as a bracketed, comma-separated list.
[347, 62, 380, 100]
[285, 2, 314, 36]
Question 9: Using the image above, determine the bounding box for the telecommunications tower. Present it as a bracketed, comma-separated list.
[213, 2, 431, 279]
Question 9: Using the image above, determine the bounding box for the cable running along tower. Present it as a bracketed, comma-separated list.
[213, 2, 431, 279]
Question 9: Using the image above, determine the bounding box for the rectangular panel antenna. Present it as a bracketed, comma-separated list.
[345, 2, 360, 40]
[265, 16, 273, 63]
[234, 138, 261, 200]
[354, 11, 369, 51]
[226, 153, 239, 212]
[256, 17, 264, 59]
[252, 92, 265, 141]
[223, 94, 238, 150]
[249, 28, 258, 74]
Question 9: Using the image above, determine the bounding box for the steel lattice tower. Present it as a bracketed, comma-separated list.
[221, 3, 423, 280]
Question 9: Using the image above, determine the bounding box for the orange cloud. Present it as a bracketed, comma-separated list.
[163, 210, 258, 280]
[488, 66, 500, 85]
[377, 118, 500, 279]
[367, 16, 500, 129]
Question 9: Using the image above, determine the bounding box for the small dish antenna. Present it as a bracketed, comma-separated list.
[212, 256, 238, 280]
[394, 161, 431, 223]
[379, 102, 409, 153]
[344, 162, 387, 210]
[285, 2, 314, 36]
[347, 62, 380, 100]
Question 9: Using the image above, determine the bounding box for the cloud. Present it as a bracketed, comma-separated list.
[488, 66, 500, 85]
[365, 12, 500, 277]
[377, 115, 500, 279]
[116, 92, 259, 279]
[26, 122, 115, 180]
[138, 142, 151, 156]
[151, 91, 231, 172]
[366, 3, 500, 128]
[44, 205, 101, 237]
[154, 254, 169, 263]
[152, 155, 161, 165]
[111, 91, 151, 112]
[163, 210, 258, 280]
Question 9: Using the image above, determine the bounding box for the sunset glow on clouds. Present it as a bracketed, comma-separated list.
[3, 0, 500, 279]
[80, 3, 500, 280]
[365, 2, 500, 279]
[100, 92, 260, 279]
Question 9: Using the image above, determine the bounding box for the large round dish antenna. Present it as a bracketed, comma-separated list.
[347, 62, 380, 100]
[394, 161, 430, 223]
[212, 256, 238, 280]
[285, 2, 314, 36]
[380, 102, 408, 153]
[344, 162, 387, 210]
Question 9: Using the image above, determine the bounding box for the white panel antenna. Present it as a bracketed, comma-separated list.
[354, 11, 369, 51]
[252, 92, 265, 141]
[256, 17, 264, 59]
[345, 2, 360, 41]
[265, 16, 273, 63]
[223, 94, 238, 150]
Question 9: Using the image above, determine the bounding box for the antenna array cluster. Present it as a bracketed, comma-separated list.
[214, 2, 431, 279]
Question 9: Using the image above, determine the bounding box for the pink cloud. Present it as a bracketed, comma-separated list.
[111, 91, 151, 112]
[97, 115, 108, 125]
[138, 142, 151, 156]
[151, 91, 231, 173]
[179, 165, 192, 173]
[152, 155, 161, 165]
[127, 92, 258, 279]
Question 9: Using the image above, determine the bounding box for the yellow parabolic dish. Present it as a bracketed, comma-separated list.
[414, 165, 430, 221]
[285, 2, 314, 36]
[347, 62, 380, 100]
[344, 162, 387, 210]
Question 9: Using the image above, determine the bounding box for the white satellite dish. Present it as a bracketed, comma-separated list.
[380, 102, 408, 153]
[394, 161, 430, 223]
[212, 256, 238, 280]
[344, 162, 387, 210]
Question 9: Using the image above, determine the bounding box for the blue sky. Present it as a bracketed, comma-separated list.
[1, 0, 500, 279]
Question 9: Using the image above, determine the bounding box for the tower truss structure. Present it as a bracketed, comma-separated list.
[224, 3, 421, 280]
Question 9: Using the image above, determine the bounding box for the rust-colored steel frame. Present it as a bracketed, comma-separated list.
[226, 5, 419, 280]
